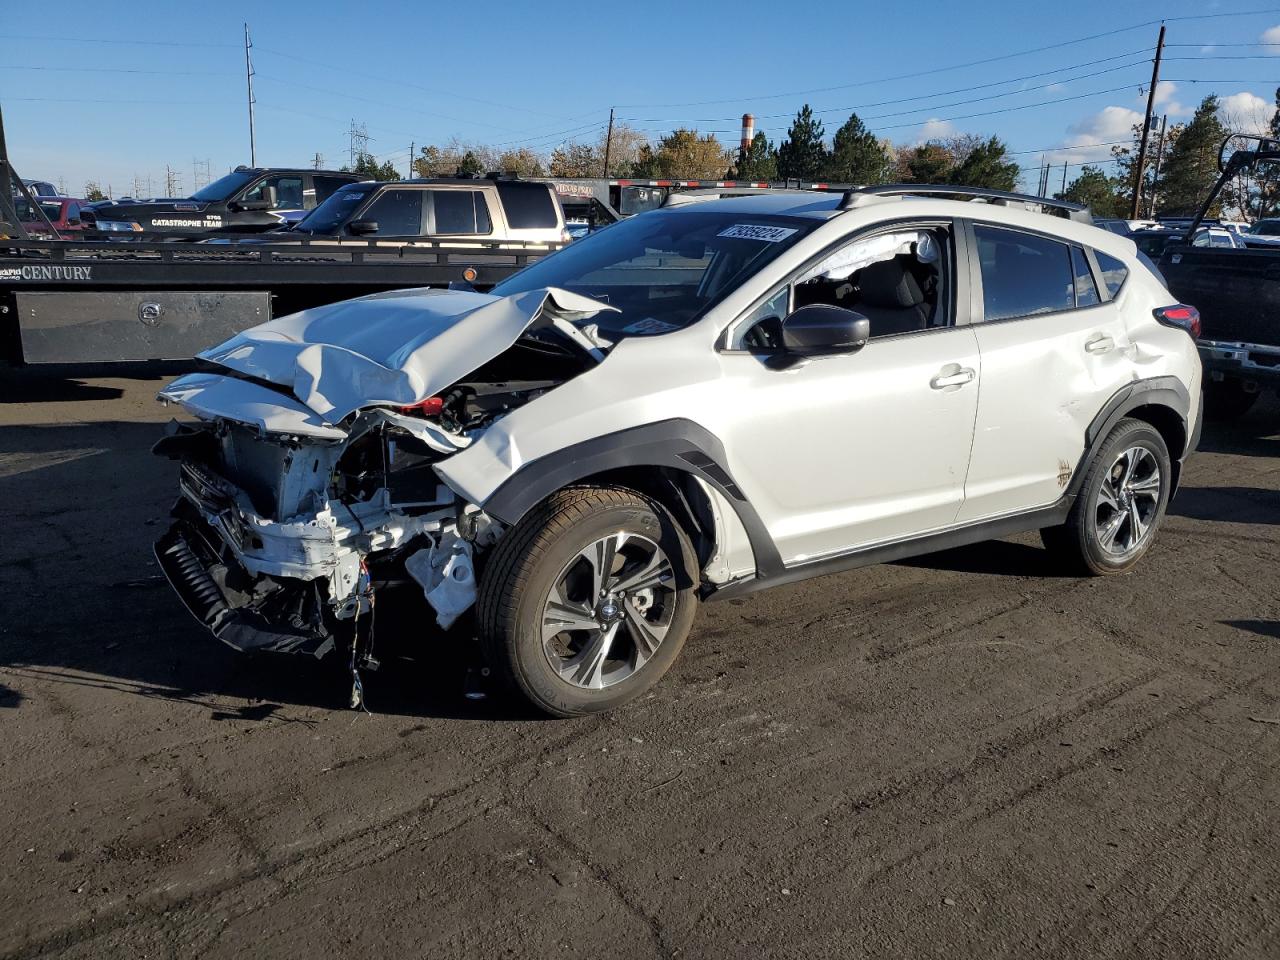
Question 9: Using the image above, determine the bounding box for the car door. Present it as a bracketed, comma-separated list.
[955, 220, 1135, 523]
[715, 221, 982, 565]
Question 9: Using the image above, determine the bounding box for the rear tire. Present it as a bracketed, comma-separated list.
[476, 486, 698, 718]
[1040, 418, 1171, 576]
[1203, 378, 1259, 421]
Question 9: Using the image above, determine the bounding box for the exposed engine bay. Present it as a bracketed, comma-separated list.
[152, 288, 612, 703]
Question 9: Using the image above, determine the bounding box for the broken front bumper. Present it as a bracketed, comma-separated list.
[154, 503, 334, 656]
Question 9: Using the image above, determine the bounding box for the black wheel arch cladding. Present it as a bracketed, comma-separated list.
[479, 419, 785, 578]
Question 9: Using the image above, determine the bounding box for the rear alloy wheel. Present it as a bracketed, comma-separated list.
[477, 487, 698, 717]
[1041, 418, 1171, 575]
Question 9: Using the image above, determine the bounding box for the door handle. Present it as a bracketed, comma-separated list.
[1085, 334, 1115, 354]
[930, 367, 975, 389]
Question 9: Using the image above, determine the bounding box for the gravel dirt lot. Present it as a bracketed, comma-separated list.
[0, 368, 1277, 960]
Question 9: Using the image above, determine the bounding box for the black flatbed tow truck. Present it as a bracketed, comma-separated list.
[0, 234, 562, 363]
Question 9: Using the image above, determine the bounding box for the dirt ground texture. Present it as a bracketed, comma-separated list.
[0, 368, 1277, 960]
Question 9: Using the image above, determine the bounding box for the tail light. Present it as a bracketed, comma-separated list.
[1153, 304, 1200, 339]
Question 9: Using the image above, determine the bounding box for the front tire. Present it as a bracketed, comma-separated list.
[476, 487, 698, 717]
[1041, 418, 1171, 575]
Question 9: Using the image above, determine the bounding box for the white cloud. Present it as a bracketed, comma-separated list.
[1144, 81, 1188, 118]
[1261, 24, 1280, 46]
[915, 118, 957, 144]
[1218, 90, 1273, 135]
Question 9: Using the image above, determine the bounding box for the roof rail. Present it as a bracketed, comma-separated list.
[839, 183, 1093, 224]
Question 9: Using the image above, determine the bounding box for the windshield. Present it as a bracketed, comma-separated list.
[491, 210, 815, 336]
[292, 186, 373, 235]
[191, 170, 258, 203]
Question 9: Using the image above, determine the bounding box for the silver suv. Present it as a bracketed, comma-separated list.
[154, 186, 1202, 716]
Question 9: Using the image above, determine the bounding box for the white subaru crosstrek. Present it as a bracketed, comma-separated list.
[154, 185, 1202, 716]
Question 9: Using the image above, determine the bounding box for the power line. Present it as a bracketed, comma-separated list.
[0, 64, 224, 75]
[0, 33, 237, 47]
[610, 7, 1280, 109]
[619, 57, 1152, 125]
[254, 46, 575, 122]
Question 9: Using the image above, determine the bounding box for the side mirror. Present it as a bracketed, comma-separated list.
[780, 304, 871, 356]
[348, 219, 379, 236]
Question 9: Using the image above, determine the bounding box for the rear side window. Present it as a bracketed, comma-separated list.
[495, 181, 559, 229]
[1094, 251, 1129, 299]
[974, 225, 1074, 321]
[1070, 246, 1099, 307]
[431, 190, 491, 235]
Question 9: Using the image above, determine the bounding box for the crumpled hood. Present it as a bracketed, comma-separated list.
[177, 286, 616, 425]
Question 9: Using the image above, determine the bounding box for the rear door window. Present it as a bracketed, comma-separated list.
[430, 190, 492, 235]
[314, 176, 353, 203]
[974, 224, 1074, 321]
[357, 189, 425, 236]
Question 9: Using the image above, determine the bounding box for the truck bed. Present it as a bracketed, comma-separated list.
[1158, 243, 1280, 347]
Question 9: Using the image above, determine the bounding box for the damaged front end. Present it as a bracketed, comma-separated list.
[152, 286, 612, 660]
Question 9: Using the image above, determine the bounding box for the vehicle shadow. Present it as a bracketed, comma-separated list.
[1170, 486, 1279, 526]
[0, 361, 195, 404]
[1221, 619, 1280, 641]
[0, 419, 541, 722]
[1195, 395, 1280, 459]
[894, 538, 1080, 578]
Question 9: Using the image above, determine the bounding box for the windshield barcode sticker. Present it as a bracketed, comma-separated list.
[717, 224, 797, 242]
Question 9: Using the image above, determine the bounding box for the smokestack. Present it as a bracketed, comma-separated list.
[740, 113, 755, 156]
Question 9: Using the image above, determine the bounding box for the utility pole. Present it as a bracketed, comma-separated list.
[165, 164, 180, 197]
[244, 23, 257, 166]
[312, 152, 323, 170]
[602, 107, 615, 178]
[1148, 114, 1169, 218]
[1037, 155, 1048, 196]
[1130, 24, 1165, 219]
[409, 141, 415, 179]
[1061, 161, 1068, 195]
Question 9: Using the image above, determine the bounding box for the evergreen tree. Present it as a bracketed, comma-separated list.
[903, 143, 954, 183]
[1057, 165, 1126, 218]
[826, 112, 890, 184]
[457, 151, 484, 177]
[1156, 95, 1227, 216]
[736, 131, 778, 181]
[949, 136, 1020, 191]
[342, 151, 402, 181]
[777, 105, 828, 181]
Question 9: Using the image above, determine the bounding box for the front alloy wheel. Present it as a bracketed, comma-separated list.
[477, 487, 698, 717]
[541, 532, 676, 690]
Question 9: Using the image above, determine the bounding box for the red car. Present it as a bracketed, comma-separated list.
[15, 196, 90, 238]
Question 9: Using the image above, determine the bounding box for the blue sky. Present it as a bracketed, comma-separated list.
[2, 0, 1279, 197]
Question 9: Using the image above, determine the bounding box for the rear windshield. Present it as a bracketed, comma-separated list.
[495, 181, 560, 229]
[491, 209, 815, 337]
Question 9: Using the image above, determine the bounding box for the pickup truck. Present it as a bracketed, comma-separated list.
[1157, 136, 1280, 419]
[101, 167, 362, 236]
